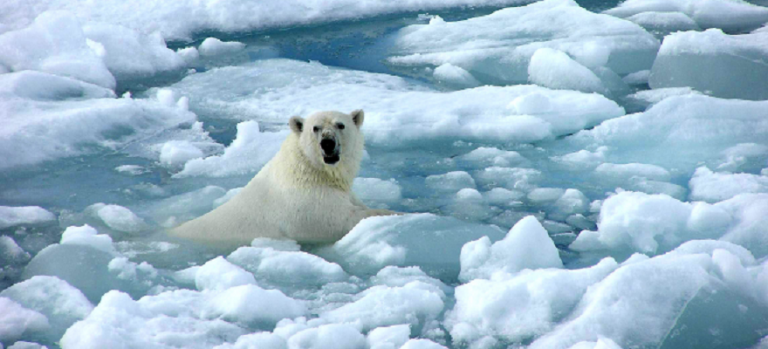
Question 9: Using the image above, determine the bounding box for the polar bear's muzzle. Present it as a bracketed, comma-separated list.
[320, 137, 340, 165]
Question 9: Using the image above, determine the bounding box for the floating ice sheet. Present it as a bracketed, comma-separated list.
[0, 0, 537, 42]
[459, 216, 563, 282]
[604, 0, 768, 33]
[0, 207, 55, 230]
[563, 94, 768, 174]
[316, 214, 506, 279]
[649, 29, 768, 100]
[0, 11, 114, 89]
[0, 73, 196, 170]
[389, 0, 659, 85]
[571, 191, 768, 259]
[689, 167, 768, 203]
[0, 276, 92, 346]
[529, 245, 768, 349]
[164, 59, 625, 148]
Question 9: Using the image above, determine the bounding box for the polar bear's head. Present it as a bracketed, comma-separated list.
[289, 110, 365, 170]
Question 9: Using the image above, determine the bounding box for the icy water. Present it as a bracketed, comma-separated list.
[3, 0, 768, 348]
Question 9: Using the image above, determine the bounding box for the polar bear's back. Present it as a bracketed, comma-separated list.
[171, 169, 363, 244]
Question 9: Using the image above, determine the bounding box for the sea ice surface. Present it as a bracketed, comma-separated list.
[649, 29, 768, 100]
[604, 0, 768, 32]
[0, 0, 537, 41]
[0, 73, 196, 170]
[389, 0, 659, 85]
[161, 59, 625, 147]
[0, 207, 55, 230]
[0, 11, 114, 89]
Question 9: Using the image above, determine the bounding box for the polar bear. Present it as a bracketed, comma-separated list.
[171, 110, 395, 245]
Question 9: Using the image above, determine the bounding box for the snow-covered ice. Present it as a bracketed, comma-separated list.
[0, 72, 197, 170]
[0, 207, 55, 230]
[604, 0, 768, 33]
[459, 216, 563, 282]
[649, 29, 768, 100]
[389, 0, 659, 86]
[317, 214, 506, 279]
[0, 12, 115, 89]
[0, 0, 537, 41]
[160, 59, 625, 147]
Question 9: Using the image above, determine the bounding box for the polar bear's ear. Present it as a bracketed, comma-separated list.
[289, 116, 304, 134]
[351, 109, 364, 128]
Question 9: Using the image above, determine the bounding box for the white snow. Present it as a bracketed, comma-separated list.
[228, 246, 348, 287]
[0, 71, 114, 101]
[689, 167, 768, 202]
[0, 276, 93, 343]
[425, 172, 476, 193]
[0, 0, 537, 42]
[287, 323, 366, 349]
[459, 216, 562, 282]
[195, 256, 256, 291]
[621, 70, 649, 86]
[0, 12, 115, 89]
[718, 143, 768, 171]
[390, 0, 659, 84]
[458, 147, 527, 168]
[0, 297, 49, 344]
[114, 165, 146, 176]
[625, 87, 700, 110]
[8, 342, 48, 349]
[163, 59, 625, 147]
[318, 214, 506, 279]
[59, 290, 245, 348]
[0, 72, 196, 169]
[175, 121, 287, 177]
[401, 339, 449, 349]
[85, 203, 146, 234]
[0, 236, 30, 264]
[320, 281, 445, 332]
[594, 163, 670, 181]
[59, 225, 117, 255]
[0, 206, 55, 230]
[528, 188, 566, 204]
[159, 140, 205, 167]
[83, 22, 186, 82]
[198, 38, 246, 57]
[367, 324, 411, 349]
[353, 178, 403, 207]
[626, 11, 699, 35]
[529, 244, 766, 349]
[448, 258, 617, 345]
[213, 332, 286, 349]
[528, 48, 606, 94]
[604, 0, 768, 32]
[566, 94, 768, 173]
[649, 29, 768, 100]
[570, 191, 768, 258]
[432, 63, 480, 88]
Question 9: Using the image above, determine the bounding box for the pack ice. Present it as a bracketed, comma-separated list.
[388, 0, 659, 96]
[1, 0, 768, 348]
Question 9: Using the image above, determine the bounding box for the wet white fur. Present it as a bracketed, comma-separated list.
[171, 110, 394, 245]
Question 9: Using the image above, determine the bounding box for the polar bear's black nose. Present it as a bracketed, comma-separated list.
[320, 139, 336, 154]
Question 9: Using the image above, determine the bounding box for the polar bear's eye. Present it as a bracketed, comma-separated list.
[313, 126, 320, 132]
[337, 123, 345, 130]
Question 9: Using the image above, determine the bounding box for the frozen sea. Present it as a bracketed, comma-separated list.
[2, 0, 768, 348]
